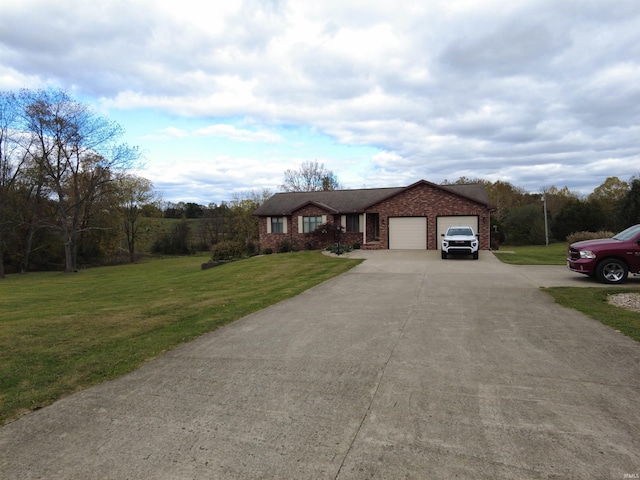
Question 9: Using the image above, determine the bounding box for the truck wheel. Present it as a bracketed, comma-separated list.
[441, 250, 447, 259]
[473, 251, 479, 260]
[596, 258, 628, 284]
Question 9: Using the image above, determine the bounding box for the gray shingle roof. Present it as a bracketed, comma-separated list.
[441, 183, 491, 205]
[253, 180, 493, 216]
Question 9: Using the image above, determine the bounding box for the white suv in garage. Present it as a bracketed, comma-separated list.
[441, 226, 479, 259]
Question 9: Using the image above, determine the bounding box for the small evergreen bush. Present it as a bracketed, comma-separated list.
[244, 241, 258, 257]
[210, 241, 244, 261]
[325, 243, 352, 255]
[277, 239, 292, 253]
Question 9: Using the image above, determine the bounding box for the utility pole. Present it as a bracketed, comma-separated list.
[542, 193, 549, 246]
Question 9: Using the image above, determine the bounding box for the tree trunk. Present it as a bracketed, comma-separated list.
[128, 230, 135, 263]
[64, 235, 75, 273]
[21, 222, 36, 274]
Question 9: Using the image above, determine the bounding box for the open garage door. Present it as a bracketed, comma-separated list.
[389, 217, 427, 249]
[436, 216, 479, 249]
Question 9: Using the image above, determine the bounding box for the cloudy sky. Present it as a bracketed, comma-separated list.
[1, 0, 639, 204]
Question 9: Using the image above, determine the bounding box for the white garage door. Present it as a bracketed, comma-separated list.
[389, 217, 427, 249]
[436, 216, 479, 249]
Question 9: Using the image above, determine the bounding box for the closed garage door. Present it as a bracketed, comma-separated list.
[389, 217, 427, 249]
[436, 216, 479, 249]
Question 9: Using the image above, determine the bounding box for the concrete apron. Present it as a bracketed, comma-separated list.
[1, 251, 639, 479]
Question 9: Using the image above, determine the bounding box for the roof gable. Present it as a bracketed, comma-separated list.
[376, 179, 492, 207]
[287, 200, 338, 215]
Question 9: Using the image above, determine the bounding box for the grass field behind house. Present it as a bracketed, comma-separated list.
[0, 252, 362, 426]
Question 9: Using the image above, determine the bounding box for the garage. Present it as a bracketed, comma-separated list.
[436, 216, 479, 249]
[389, 217, 427, 249]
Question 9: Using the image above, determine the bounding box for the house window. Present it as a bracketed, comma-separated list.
[303, 216, 323, 233]
[346, 214, 360, 233]
[271, 216, 284, 233]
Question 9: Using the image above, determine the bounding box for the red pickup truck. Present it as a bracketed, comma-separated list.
[567, 224, 640, 284]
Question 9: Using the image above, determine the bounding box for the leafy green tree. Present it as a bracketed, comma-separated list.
[116, 174, 157, 262]
[590, 176, 629, 203]
[151, 219, 191, 255]
[503, 204, 546, 245]
[618, 176, 640, 228]
[551, 200, 606, 241]
[228, 189, 272, 251]
[543, 185, 579, 220]
[184, 202, 204, 219]
[589, 176, 629, 231]
[485, 180, 528, 223]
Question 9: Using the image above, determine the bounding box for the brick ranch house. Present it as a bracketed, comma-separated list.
[253, 180, 496, 251]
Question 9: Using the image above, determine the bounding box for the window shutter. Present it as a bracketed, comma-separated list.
[341, 215, 346, 229]
[283, 217, 288, 234]
[359, 214, 364, 232]
[322, 215, 327, 224]
[267, 217, 272, 234]
[298, 216, 303, 233]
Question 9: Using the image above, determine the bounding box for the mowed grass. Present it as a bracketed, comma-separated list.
[492, 243, 568, 265]
[0, 252, 362, 425]
[543, 287, 640, 343]
[493, 243, 640, 343]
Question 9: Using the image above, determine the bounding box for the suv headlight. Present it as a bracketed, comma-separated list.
[579, 250, 596, 259]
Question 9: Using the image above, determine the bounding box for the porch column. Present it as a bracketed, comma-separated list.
[362, 212, 367, 245]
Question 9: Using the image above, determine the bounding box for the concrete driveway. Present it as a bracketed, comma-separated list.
[1, 251, 639, 479]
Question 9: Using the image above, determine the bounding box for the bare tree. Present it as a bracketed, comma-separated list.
[19, 88, 140, 272]
[280, 161, 341, 192]
[17, 160, 51, 274]
[0, 92, 31, 278]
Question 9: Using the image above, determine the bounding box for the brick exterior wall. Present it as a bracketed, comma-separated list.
[258, 205, 345, 252]
[366, 183, 491, 249]
[257, 183, 492, 252]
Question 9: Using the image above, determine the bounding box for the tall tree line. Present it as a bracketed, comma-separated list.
[445, 175, 640, 245]
[0, 89, 143, 276]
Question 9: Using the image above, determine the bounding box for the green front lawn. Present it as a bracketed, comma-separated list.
[543, 287, 640, 343]
[493, 244, 640, 343]
[0, 252, 362, 426]
[492, 243, 568, 265]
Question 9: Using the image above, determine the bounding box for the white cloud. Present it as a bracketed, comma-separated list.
[1, 0, 640, 202]
[193, 125, 281, 143]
